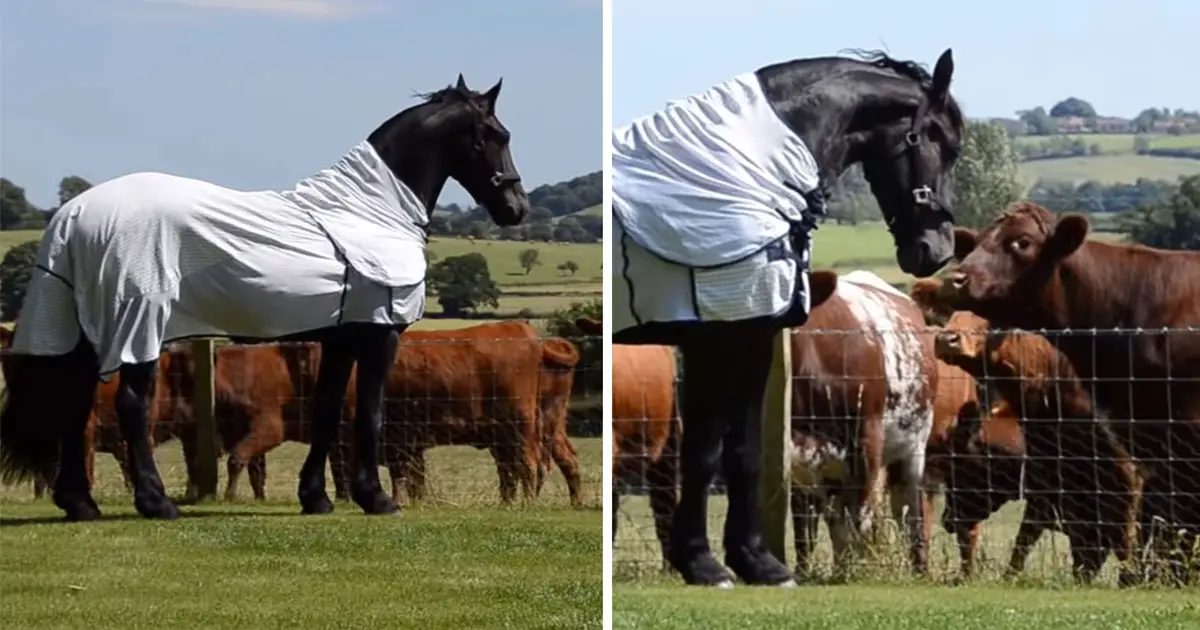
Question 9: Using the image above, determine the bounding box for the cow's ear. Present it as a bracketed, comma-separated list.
[574, 318, 602, 336]
[808, 269, 839, 308]
[909, 278, 952, 317]
[1045, 213, 1089, 261]
[953, 227, 978, 262]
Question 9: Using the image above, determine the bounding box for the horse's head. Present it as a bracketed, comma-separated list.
[371, 74, 530, 226]
[854, 49, 963, 278]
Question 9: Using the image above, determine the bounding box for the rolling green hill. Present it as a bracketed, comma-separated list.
[1019, 155, 1200, 185]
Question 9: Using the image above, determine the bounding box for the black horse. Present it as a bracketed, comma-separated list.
[0, 74, 529, 522]
[612, 50, 965, 586]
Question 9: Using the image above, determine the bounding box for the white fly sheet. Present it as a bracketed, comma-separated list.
[10, 141, 429, 379]
[611, 72, 823, 333]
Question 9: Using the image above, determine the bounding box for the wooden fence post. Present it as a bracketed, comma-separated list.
[191, 338, 219, 501]
[760, 328, 792, 563]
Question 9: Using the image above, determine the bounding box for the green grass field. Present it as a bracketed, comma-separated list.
[613, 494, 1200, 628]
[1019, 155, 1200, 185]
[1012, 133, 1200, 154]
[0, 439, 603, 629]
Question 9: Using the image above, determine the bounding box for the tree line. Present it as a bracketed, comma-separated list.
[822, 119, 1200, 251]
[1, 170, 603, 243]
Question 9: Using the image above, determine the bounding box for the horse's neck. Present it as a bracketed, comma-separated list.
[367, 111, 453, 213]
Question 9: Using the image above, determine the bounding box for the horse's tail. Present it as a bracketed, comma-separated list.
[0, 338, 96, 485]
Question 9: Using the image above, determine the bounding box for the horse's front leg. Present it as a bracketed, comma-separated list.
[715, 328, 795, 586]
[115, 361, 179, 520]
[348, 324, 403, 515]
[297, 336, 356, 515]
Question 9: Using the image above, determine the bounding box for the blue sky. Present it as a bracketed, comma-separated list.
[1, 0, 600, 209]
[614, 0, 1198, 127]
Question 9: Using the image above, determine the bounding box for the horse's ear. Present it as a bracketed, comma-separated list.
[483, 78, 503, 114]
[455, 73, 469, 92]
[931, 48, 954, 105]
[808, 269, 839, 308]
[953, 227, 977, 262]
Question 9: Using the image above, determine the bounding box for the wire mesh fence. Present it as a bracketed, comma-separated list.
[612, 325, 1200, 586]
[0, 324, 603, 512]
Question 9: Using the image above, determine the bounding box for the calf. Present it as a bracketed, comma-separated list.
[788, 270, 938, 577]
[913, 284, 1146, 584]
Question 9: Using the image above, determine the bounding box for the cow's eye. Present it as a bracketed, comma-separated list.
[1009, 237, 1032, 252]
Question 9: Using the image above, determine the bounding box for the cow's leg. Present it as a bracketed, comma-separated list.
[790, 489, 822, 578]
[646, 444, 680, 567]
[298, 334, 357, 515]
[1005, 502, 1050, 579]
[888, 456, 931, 576]
[346, 325, 402, 515]
[225, 413, 284, 502]
[115, 361, 179, 520]
[178, 427, 202, 503]
[247, 454, 267, 500]
[552, 433, 583, 506]
[956, 521, 986, 580]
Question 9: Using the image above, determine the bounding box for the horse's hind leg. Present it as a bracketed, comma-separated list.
[297, 336, 357, 515]
[115, 361, 179, 520]
[53, 343, 102, 521]
[346, 324, 402, 515]
[247, 454, 267, 500]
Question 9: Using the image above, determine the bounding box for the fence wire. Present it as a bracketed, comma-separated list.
[613, 325, 1200, 586]
[0, 329, 603, 512]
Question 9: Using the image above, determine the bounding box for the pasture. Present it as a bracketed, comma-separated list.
[1012, 133, 1200, 153]
[0, 438, 603, 629]
[1019, 154, 1200, 185]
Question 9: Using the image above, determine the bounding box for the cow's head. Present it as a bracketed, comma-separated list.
[945, 202, 1089, 323]
[939, 400, 1025, 534]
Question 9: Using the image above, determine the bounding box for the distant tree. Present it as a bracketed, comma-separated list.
[518, 248, 542, 275]
[427, 253, 500, 317]
[1133, 135, 1152, 154]
[497, 225, 526, 241]
[951, 120, 1024, 228]
[468, 221, 491, 240]
[1123, 175, 1200, 251]
[1, 179, 39, 230]
[57, 175, 92, 207]
[557, 260, 579, 276]
[1049, 97, 1097, 118]
[527, 222, 554, 242]
[0, 239, 40, 321]
[1017, 107, 1057, 136]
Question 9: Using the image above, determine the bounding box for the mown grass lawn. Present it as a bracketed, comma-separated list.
[1, 441, 603, 629]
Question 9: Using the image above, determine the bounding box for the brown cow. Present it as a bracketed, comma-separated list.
[787, 270, 939, 578]
[914, 284, 1147, 584]
[335, 321, 548, 506]
[534, 337, 583, 506]
[941, 201, 1200, 578]
[611, 341, 680, 568]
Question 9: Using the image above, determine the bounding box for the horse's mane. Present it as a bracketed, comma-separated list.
[839, 48, 965, 132]
[412, 85, 480, 104]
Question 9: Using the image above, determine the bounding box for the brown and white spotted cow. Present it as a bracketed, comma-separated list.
[788, 270, 939, 577]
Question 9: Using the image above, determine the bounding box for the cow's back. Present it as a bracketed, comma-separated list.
[791, 272, 937, 455]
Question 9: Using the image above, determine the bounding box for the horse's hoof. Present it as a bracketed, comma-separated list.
[354, 490, 400, 516]
[726, 545, 794, 586]
[300, 493, 335, 515]
[669, 549, 737, 587]
[136, 496, 181, 520]
[55, 493, 101, 522]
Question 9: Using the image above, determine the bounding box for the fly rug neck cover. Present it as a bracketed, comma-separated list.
[611, 72, 825, 334]
[11, 141, 429, 379]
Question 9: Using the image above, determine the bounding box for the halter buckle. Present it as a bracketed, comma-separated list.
[912, 186, 933, 206]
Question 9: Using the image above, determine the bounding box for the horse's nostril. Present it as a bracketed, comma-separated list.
[949, 272, 968, 289]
